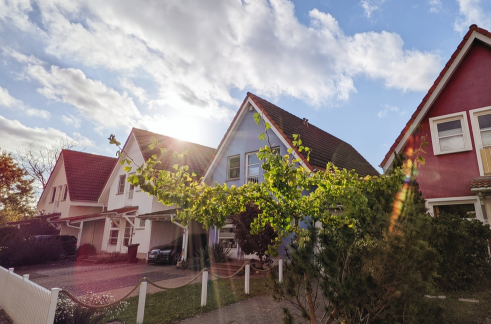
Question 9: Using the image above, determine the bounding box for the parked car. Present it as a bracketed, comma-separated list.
[33, 235, 77, 260]
[147, 233, 208, 264]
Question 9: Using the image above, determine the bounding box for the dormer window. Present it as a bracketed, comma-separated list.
[429, 112, 472, 155]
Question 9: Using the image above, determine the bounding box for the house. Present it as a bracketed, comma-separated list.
[95, 128, 216, 258]
[380, 24, 491, 224]
[36, 150, 117, 248]
[202, 92, 379, 256]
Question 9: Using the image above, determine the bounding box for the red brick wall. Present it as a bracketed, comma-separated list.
[408, 40, 491, 199]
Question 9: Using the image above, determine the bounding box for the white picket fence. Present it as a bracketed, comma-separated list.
[0, 266, 59, 324]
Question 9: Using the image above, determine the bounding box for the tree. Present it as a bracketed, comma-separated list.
[231, 203, 277, 268]
[16, 138, 80, 191]
[0, 149, 35, 224]
[107, 117, 435, 324]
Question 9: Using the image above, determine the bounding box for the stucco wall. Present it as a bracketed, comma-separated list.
[407, 41, 491, 199]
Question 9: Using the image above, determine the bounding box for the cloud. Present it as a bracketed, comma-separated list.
[0, 114, 78, 153]
[0, 85, 50, 119]
[120, 78, 148, 103]
[454, 0, 491, 33]
[377, 104, 405, 118]
[2, 47, 45, 65]
[0, 86, 23, 108]
[0, 0, 442, 112]
[428, 0, 442, 13]
[25, 64, 141, 129]
[62, 114, 81, 128]
[360, 0, 382, 18]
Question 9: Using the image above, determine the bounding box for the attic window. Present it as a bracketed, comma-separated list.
[429, 112, 472, 155]
[62, 185, 68, 201]
[49, 187, 57, 203]
[118, 175, 126, 194]
[228, 155, 240, 180]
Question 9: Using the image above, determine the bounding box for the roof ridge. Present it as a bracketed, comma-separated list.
[132, 127, 216, 150]
[380, 24, 491, 168]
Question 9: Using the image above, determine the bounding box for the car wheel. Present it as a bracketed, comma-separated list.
[171, 253, 179, 265]
[60, 251, 67, 260]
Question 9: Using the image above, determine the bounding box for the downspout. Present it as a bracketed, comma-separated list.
[171, 215, 189, 261]
[65, 221, 83, 246]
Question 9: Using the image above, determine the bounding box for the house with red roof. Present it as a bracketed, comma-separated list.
[96, 128, 216, 258]
[202, 92, 378, 256]
[380, 24, 491, 224]
[35, 150, 117, 249]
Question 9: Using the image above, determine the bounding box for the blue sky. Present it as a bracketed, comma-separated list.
[1, 0, 491, 173]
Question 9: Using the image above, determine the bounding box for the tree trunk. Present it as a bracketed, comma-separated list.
[305, 274, 318, 324]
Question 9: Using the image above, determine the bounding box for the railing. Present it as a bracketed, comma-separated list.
[246, 175, 259, 184]
[480, 146, 491, 176]
[0, 266, 59, 324]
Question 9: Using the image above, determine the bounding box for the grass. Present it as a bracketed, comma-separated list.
[429, 282, 491, 324]
[104, 276, 271, 324]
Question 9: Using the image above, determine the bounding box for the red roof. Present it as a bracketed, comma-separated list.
[132, 128, 216, 177]
[50, 206, 138, 223]
[470, 177, 491, 189]
[248, 93, 379, 177]
[63, 150, 117, 201]
[381, 24, 491, 168]
[6, 213, 61, 226]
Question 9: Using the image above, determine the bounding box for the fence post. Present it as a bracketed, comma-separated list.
[136, 280, 147, 324]
[201, 270, 208, 307]
[23, 274, 30, 280]
[245, 264, 250, 294]
[279, 259, 283, 283]
[45, 288, 60, 324]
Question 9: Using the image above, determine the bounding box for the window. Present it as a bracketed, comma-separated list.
[117, 175, 125, 194]
[246, 152, 260, 183]
[433, 204, 476, 219]
[128, 173, 135, 199]
[138, 218, 146, 228]
[477, 114, 491, 147]
[123, 218, 134, 246]
[49, 187, 57, 203]
[429, 112, 472, 155]
[227, 156, 240, 180]
[109, 220, 119, 245]
[62, 185, 68, 201]
[470, 107, 491, 176]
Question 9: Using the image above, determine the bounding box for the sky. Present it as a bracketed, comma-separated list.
[1, 0, 491, 174]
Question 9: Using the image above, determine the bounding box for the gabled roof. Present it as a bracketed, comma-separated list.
[203, 93, 378, 180]
[63, 150, 118, 201]
[132, 128, 216, 177]
[38, 150, 117, 206]
[381, 24, 491, 171]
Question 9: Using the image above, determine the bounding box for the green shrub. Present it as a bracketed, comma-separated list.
[76, 244, 97, 258]
[429, 212, 491, 290]
[94, 252, 128, 264]
[0, 235, 62, 267]
[209, 244, 231, 263]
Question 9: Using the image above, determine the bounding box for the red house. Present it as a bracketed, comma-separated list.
[381, 24, 491, 224]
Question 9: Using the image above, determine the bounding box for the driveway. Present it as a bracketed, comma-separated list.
[14, 260, 195, 297]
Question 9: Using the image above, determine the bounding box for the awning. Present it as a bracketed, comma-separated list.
[137, 208, 180, 221]
[470, 176, 491, 192]
[50, 206, 138, 224]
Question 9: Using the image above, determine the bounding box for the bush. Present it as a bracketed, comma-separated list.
[94, 252, 128, 264]
[55, 292, 128, 324]
[209, 244, 231, 263]
[76, 244, 97, 258]
[0, 235, 62, 267]
[429, 212, 491, 290]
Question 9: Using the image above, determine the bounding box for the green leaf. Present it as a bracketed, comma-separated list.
[124, 166, 132, 172]
[259, 133, 265, 141]
[265, 122, 271, 130]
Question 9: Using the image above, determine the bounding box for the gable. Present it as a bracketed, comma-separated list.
[381, 25, 491, 172]
[37, 155, 65, 209]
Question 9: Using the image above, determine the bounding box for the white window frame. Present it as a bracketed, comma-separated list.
[128, 173, 135, 199]
[49, 187, 57, 203]
[429, 112, 472, 155]
[227, 155, 240, 181]
[425, 196, 485, 223]
[117, 175, 125, 194]
[62, 184, 68, 201]
[245, 151, 260, 184]
[470, 106, 491, 176]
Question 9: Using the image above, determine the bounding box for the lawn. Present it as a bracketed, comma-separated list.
[105, 276, 272, 324]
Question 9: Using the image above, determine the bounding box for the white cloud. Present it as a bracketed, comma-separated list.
[0, 85, 51, 119]
[377, 104, 405, 118]
[360, 0, 380, 18]
[0, 0, 442, 113]
[0, 86, 23, 108]
[62, 114, 81, 128]
[120, 78, 148, 103]
[454, 0, 491, 33]
[2, 47, 45, 65]
[428, 0, 442, 13]
[0, 114, 78, 153]
[25, 64, 141, 129]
